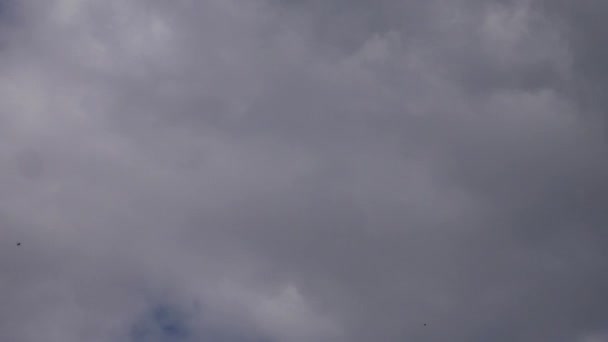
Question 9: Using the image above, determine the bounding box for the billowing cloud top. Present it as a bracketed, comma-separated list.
[1, 0, 608, 341]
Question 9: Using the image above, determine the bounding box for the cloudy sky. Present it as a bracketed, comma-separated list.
[1, 0, 608, 341]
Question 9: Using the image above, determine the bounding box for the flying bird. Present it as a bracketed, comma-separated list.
[16, 242, 21, 246]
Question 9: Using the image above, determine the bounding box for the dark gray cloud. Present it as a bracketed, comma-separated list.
[1, 0, 607, 341]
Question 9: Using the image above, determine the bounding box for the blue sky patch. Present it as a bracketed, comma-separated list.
[130, 304, 191, 342]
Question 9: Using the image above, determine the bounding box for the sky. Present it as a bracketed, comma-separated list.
[1, 0, 608, 341]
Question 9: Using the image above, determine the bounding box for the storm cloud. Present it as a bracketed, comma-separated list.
[1, 0, 608, 341]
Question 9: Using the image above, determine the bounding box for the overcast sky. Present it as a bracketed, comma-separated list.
[1, 0, 608, 341]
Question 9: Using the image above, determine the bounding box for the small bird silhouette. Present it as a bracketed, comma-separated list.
[16, 242, 21, 246]
[424, 323, 427, 326]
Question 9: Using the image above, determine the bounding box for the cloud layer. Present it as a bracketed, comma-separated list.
[1, 0, 608, 341]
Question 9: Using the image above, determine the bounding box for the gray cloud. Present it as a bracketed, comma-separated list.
[1, 0, 608, 341]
